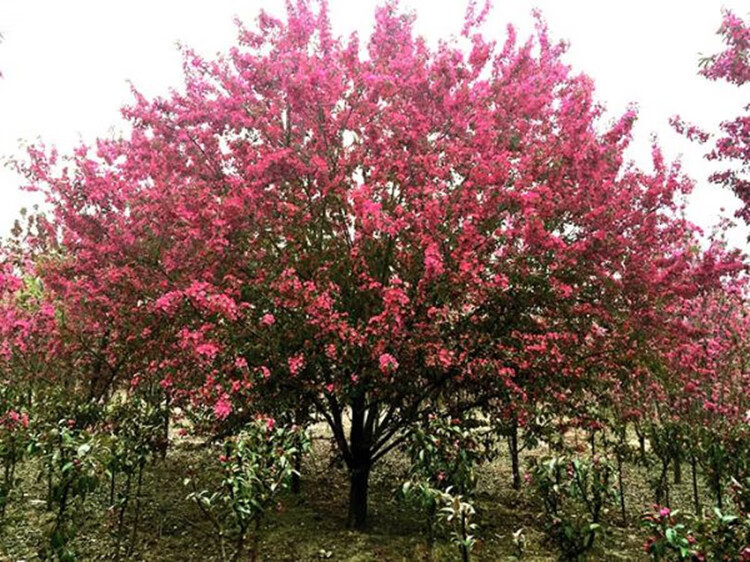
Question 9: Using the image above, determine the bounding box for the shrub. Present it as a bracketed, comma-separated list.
[186, 417, 308, 562]
[0, 396, 30, 522]
[103, 395, 169, 557]
[529, 455, 618, 560]
[435, 488, 479, 562]
[401, 414, 485, 549]
[642, 506, 750, 561]
[642, 507, 696, 560]
[30, 419, 101, 561]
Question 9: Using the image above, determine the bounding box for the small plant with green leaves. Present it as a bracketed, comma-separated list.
[401, 414, 484, 551]
[0, 385, 30, 523]
[529, 455, 618, 560]
[103, 395, 169, 558]
[692, 508, 750, 561]
[30, 419, 102, 562]
[407, 414, 485, 494]
[730, 475, 750, 516]
[642, 507, 695, 560]
[642, 505, 750, 561]
[186, 416, 308, 562]
[647, 421, 686, 509]
[435, 487, 479, 562]
[509, 527, 527, 560]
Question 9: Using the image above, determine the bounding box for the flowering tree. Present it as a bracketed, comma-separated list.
[688, 10, 750, 223]
[11, 1, 745, 529]
[0, 253, 60, 398]
[658, 285, 750, 510]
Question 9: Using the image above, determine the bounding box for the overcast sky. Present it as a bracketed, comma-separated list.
[0, 1, 747, 247]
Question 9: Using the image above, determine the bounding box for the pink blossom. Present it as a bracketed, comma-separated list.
[423, 242, 444, 279]
[288, 354, 305, 375]
[40, 303, 56, 318]
[214, 394, 232, 420]
[437, 348, 453, 369]
[260, 313, 276, 326]
[379, 353, 398, 374]
[155, 291, 183, 314]
[196, 342, 220, 359]
[703, 400, 717, 412]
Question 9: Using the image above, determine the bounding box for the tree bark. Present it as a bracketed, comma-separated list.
[508, 420, 521, 491]
[460, 511, 470, 562]
[347, 462, 371, 530]
[691, 455, 701, 515]
[656, 458, 670, 508]
[347, 394, 372, 530]
[616, 447, 626, 524]
[634, 423, 647, 462]
[291, 452, 302, 496]
[161, 395, 171, 460]
[291, 406, 306, 496]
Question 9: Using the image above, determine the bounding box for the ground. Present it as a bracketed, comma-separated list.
[0, 427, 700, 561]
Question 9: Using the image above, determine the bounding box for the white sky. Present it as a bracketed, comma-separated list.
[0, 0, 748, 248]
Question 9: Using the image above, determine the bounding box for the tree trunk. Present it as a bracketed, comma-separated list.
[347, 462, 371, 530]
[616, 448, 626, 524]
[347, 395, 372, 530]
[635, 423, 647, 462]
[127, 461, 145, 556]
[716, 481, 723, 511]
[673, 458, 682, 485]
[656, 458, 670, 508]
[109, 470, 116, 506]
[508, 420, 521, 491]
[291, 407, 306, 496]
[161, 396, 170, 460]
[460, 511, 470, 562]
[691, 455, 700, 515]
[291, 452, 302, 496]
[708, 454, 723, 510]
